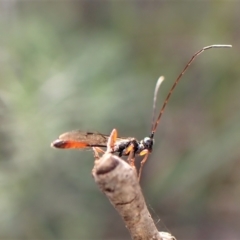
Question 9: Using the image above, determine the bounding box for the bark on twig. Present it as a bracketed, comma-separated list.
[92, 153, 175, 240]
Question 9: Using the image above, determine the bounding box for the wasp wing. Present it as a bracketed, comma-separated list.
[51, 130, 110, 149]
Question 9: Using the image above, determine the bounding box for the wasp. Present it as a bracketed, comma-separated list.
[51, 45, 231, 179]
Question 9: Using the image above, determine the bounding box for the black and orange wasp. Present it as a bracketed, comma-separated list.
[51, 45, 231, 179]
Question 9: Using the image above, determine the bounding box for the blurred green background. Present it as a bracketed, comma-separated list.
[0, 1, 239, 239]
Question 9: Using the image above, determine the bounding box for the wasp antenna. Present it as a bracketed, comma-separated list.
[152, 44, 232, 133]
[151, 76, 165, 133]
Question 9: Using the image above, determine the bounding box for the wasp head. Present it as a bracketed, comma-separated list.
[142, 136, 154, 152]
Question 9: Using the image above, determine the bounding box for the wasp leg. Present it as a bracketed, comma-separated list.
[125, 144, 133, 155]
[107, 128, 118, 153]
[128, 151, 136, 167]
[92, 147, 105, 160]
[138, 150, 149, 181]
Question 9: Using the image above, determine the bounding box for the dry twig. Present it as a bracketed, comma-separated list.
[92, 131, 175, 240]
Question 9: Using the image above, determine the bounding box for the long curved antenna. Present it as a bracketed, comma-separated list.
[151, 76, 165, 132]
[151, 44, 232, 134]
